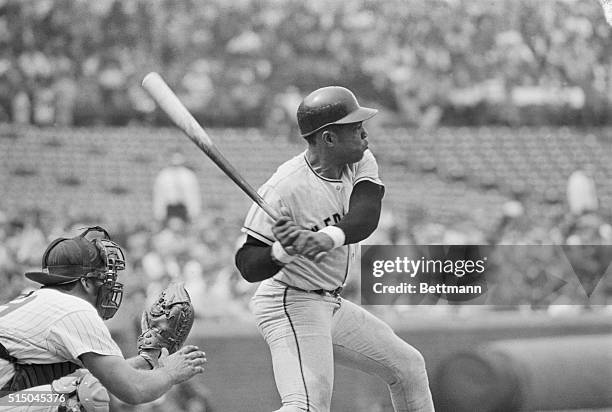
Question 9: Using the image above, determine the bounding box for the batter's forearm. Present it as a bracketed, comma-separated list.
[235, 242, 283, 282]
[336, 206, 380, 244]
[336, 181, 384, 244]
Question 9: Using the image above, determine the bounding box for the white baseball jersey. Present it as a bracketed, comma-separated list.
[242, 149, 383, 291]
[0, 288, 122, 389]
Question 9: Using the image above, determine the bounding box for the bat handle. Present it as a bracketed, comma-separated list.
[260, 201, 279, 221]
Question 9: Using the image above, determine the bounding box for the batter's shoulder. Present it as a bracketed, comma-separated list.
[360, 148, 379, 165]
[264, 152, 309, 191]
[350, 149, 384, 186]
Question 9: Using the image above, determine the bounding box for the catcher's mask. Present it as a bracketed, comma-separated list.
[25, 226, 126, 320]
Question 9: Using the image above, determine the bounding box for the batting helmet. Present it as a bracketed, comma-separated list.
[296, 86, 378, 137]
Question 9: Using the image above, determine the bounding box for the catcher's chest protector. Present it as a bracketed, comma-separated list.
[0, 342, 78, 391]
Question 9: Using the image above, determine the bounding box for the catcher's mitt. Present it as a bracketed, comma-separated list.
[137, 282, 195, 368]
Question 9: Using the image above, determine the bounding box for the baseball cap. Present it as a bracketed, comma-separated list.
[25, 236, 105, 285]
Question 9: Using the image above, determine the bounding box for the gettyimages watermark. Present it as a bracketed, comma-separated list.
[360, 245, 612, 306]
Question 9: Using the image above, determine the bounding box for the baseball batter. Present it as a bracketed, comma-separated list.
[0, 226, 206, 411]
[236, 87, 434, 412]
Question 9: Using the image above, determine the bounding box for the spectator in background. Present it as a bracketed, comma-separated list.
[153, 152, 201, 225]
[562, 165, 609, 247]
[11, 90, 30, 125]
[264, 85, 302, 142]
[0, 215, 24, 302]
[566, 167, 599, 216]
[7, 209, 47, 271]
[53, 61, 78, 126]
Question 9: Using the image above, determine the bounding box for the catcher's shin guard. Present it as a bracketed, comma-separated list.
[52, 369, 110, 412]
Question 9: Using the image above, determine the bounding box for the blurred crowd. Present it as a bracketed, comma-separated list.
[1, 188, 610, 410]
[0, 208, 254, 322]
[1, 170, 610, 320]
[0, 161, 611, 411]
[0, 0, 610, 131]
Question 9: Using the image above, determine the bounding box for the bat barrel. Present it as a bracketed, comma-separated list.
[142, 72, 279, 221]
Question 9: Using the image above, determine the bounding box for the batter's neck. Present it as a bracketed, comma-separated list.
[306, 149, 344, 180]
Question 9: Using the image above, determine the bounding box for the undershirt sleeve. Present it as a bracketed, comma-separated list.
[335, 180, 384, 244]
[235, 235, 283, 283]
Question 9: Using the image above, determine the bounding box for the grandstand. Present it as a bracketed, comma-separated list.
[2, 125, 610, 232]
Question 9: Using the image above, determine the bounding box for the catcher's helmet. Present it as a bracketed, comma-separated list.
[25, 226, 125, 319]
[25, 226, 124, 285]
[297, 86, 378, 137]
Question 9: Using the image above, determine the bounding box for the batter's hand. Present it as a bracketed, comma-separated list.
[291, 231, 334, 262]
[272, 207, 302, 253]
[159, 345, 207, 385]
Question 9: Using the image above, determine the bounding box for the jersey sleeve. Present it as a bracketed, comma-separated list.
[354, 149, 384, 186]
[49, 310, 123, 362]
[242, 184, 286, 246]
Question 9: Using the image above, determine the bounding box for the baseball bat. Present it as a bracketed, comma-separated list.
[141, 72, 279, 221]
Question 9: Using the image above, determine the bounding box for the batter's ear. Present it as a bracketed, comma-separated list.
[321, 130, 335, 146]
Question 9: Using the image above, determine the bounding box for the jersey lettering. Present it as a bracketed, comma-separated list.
[310, 213, 343, 232]
[242, 150, 383, 291]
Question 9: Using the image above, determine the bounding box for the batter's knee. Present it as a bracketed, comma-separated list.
[392, 345, 428, 386]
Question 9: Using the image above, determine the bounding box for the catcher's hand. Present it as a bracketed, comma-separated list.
[137, 282, 195, 368]
[158, 345, 207, 384]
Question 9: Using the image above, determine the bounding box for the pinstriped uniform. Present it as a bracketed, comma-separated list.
[243, 149, 434, 412]
[0, 288, 122, 389]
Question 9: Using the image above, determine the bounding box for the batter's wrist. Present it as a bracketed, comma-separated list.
[271, 241, 296, 265]
[319, 226, 346, 249]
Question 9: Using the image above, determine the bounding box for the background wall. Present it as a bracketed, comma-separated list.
[111, 313, 611, 412]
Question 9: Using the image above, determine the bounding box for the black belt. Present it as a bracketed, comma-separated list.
[280, 281, 343, 298]
[311, 286, 343, 298]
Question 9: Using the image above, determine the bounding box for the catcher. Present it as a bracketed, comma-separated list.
[0, 226, 203, 411]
